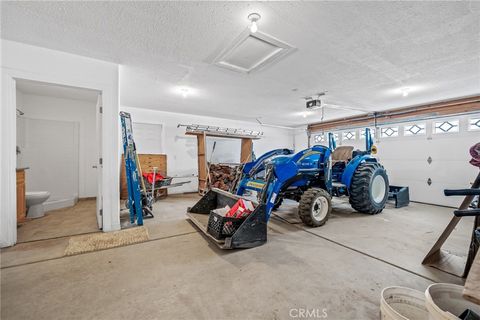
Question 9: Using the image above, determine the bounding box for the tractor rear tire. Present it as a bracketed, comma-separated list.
[349, 162, 389, 214]
[298, 188, 331, 227]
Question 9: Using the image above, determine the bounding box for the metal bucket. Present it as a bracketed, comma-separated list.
[187, 188, 267, 249]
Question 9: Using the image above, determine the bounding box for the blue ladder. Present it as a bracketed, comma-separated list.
[120, 111, 144, 226]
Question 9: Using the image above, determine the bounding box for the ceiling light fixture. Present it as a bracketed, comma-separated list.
[248, 13, 261, 33]
[300, 111, 315, 118]
[173, 86, 194, 98]
[180, 88, 189, 98]
[401, 87, 411, 97]
[172, 85, 198, 98]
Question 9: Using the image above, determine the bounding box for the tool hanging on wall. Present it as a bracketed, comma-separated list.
[120, 111, 154, 226]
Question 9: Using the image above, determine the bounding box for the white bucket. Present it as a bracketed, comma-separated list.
[381, 286, 429, 320]
[425, 283, 480, 320]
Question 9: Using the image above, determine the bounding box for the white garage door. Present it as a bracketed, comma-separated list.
[312, 113, 480, 207]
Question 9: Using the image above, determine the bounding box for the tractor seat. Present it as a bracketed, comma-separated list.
[331, 146, 354, 163]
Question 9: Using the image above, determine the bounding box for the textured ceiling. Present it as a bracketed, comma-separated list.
[16, 79, 99, 103]
[2, 1, 480, 126]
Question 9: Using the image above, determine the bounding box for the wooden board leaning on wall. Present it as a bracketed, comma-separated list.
[120, 154, 167, 200]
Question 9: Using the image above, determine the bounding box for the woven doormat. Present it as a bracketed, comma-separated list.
[64, 227, 149, 256]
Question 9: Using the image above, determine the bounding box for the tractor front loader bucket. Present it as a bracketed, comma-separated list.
[187, 188, 267, 249]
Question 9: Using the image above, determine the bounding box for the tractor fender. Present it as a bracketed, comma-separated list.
[341, 155, 377, 188]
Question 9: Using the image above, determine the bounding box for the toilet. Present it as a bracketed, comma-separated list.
[25, 191, 50, 218]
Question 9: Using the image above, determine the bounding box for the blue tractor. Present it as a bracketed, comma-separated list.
[187, 128, 389, 249]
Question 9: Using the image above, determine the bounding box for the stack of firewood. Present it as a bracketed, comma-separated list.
[209, 164, 237, 191]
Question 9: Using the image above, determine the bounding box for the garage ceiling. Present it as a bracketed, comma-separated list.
[2, 1, 479, 126]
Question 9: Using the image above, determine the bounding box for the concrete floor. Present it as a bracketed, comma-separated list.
[1, 194, 473, 319]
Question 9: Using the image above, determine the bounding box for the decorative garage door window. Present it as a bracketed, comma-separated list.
[404, 123, 426, 136]
[434, 119, 459, 134]
[469, 118, 480, 131]
[313, 134, 325, 143]
[360, 128, 375, 139]
[343, 130, 356, 140]
[380, 126, 399, 138]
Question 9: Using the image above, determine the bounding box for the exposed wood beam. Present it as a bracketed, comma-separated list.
[197, 133, 207, 194]
[240, 138, 253, 163]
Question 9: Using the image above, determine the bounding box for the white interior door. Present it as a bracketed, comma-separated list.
[95, 93, 103, 229]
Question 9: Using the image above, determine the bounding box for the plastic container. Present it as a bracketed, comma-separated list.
[381, 286, 429, 320]
[425, 283, 480, 320]
[206, 211, 245, 240]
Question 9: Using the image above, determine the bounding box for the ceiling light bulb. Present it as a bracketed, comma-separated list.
[401, 87, 411, 97]
[250, 21, 258, 33]
[180, 88, 189, 98]
[303, 112, 307, 118]
[248, 13, 261, 33]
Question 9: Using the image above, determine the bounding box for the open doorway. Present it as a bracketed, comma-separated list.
[15, 79, 102, 243]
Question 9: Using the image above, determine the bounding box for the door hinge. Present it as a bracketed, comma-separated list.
[99, 106, 103, 114]
[99, 209, 103, 216]
[99, 158, 103, 165]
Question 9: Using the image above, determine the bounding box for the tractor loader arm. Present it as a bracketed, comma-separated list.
[243, 148, 294, 177]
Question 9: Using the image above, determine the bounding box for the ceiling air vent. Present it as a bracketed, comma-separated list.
[213, 30, 296, 74]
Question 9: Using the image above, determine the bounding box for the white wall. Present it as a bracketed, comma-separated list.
[1, 40, 120, 247]
[120, 106, 295, 193]
[16, 91, 98, 209]
[206, 137, 241, 164]
[19, 117, 79, 209]
[132, 122, 163, 154]
[294, 126, 309, 152]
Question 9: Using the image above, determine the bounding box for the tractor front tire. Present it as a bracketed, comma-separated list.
[298, 188, 331, 227]
[349, 162, 389, 214]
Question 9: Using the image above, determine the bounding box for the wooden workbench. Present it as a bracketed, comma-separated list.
[120, 154, 167, 199]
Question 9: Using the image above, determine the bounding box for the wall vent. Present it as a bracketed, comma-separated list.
[213, 29, 296, 74]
